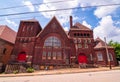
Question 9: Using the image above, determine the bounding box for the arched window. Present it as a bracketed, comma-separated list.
[42, 36, 62, 60]
[44, 36, 61, 47]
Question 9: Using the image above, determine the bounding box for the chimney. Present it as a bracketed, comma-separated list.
[70, 16, 73, 28]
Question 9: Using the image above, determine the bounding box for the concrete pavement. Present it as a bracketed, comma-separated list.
[0, 66, 120, 77]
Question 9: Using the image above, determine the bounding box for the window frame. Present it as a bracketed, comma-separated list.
[44, 36, 61, 47]
[97, 52, 103, 61]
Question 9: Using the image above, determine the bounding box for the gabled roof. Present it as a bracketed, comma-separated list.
[0, 25, 17, 44]
[37, 16, 68, 38]
[71, 22, 91, 30]
[94, 37, 113, 49]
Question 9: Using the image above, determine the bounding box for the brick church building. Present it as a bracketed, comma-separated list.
[11, 16, 117, 69]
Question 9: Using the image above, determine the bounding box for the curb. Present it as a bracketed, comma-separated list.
[0, 67, 119, 77]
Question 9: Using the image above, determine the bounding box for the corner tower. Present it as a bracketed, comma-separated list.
[11, 19, 42, 62]
[68, 16, 95, 64]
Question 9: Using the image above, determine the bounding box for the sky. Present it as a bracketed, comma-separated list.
[0, 0, 120, 42]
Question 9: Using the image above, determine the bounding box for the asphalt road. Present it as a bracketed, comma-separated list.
[0, 70, 120, 82]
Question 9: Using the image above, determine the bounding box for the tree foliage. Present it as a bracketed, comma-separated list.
[108, 40, 120, 59]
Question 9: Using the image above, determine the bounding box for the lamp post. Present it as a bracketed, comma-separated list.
[104, 37, 112, 69]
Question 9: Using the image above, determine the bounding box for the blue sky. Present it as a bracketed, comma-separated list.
[0, 0, 120, 42]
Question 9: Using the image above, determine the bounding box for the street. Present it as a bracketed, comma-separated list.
[0, 70, 120, 82]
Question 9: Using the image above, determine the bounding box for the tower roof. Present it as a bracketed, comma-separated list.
[71, 22, 91, 30]
[21, 18, 38, 22]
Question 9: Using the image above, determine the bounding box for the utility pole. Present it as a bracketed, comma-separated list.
[104, 37, 112, 69]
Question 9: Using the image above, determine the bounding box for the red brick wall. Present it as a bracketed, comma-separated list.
[12, 21, 42, 63]
[33, 17, 72, 65]
[11, 17, 117, 67]
[95, 48, 117, 66]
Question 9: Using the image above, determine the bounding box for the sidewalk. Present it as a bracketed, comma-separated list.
[0, 66, 120, 77]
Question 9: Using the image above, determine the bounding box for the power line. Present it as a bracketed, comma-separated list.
[0, 8, 75, 21]
[0, 0, 73, 10]
[0, 16, 36, 21]
[0, 3, 120, 17]
[0, 12, 73, 21]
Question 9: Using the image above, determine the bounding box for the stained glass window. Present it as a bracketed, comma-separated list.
[43, 36, 62, 60]
[44, 36, 61, 47]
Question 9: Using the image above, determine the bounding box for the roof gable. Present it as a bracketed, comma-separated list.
[37, 16, 68, 38]
[94, 37, 113, 48]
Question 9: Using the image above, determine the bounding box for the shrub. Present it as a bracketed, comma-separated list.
[13, 70, 19, 74]
[26, 67, 34, 73]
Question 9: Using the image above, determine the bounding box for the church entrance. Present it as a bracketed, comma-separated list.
[78, 53, 87, 68]
[17, 51, 27, 63]
[78, 53, 87, 63]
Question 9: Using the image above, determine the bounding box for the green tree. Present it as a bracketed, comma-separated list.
[108, 40, 120, 60]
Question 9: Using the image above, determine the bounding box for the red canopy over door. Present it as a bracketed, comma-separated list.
[78, 53, 87, 63]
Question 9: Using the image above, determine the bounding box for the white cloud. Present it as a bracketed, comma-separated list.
[94, 6, 118, 18]
[64, 27, 69, 31]
[5, 18, 17, 27]
[5, 17, 18, 31]
[22, 1, 35, 12]
[82, 21, 92, 29]
[36, 0, 120, 43]
[94, 15, 120, 42]
[38, 0, 79, 25]
[73, 16, 79, 21]
[115, 21, 120, 25]
[37, 0, 120, 25]
[77, 0, 120, 7]
[76, 0, 120, 18]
